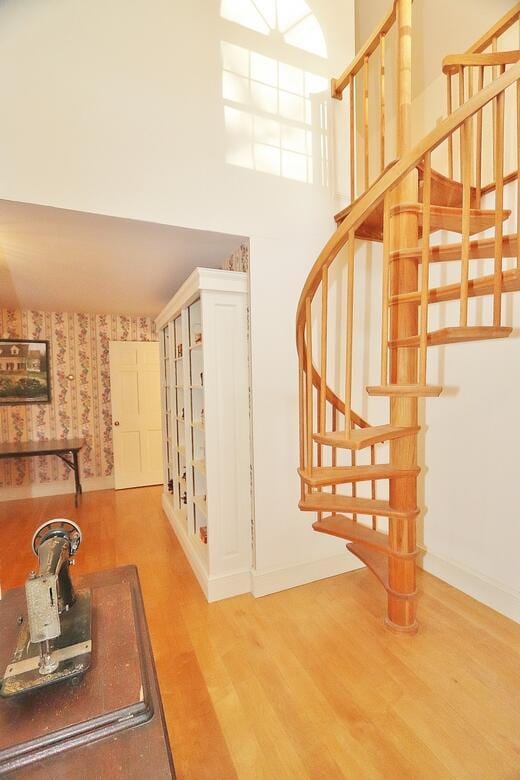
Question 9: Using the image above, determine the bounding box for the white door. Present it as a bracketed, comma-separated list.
[109, 341, 163, 490]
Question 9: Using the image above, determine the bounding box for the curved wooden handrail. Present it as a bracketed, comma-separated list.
[296, 62, 520, 345]
[442, 50, 520, 76]
[331, 1, 396, 99]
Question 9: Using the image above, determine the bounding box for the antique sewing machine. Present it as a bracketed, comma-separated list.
[0, 519, 91, 698]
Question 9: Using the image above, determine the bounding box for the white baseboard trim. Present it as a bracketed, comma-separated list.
[419, 548, 520, 624]
[0, 476, 114, 502]
[161, 493, 251, 602]
[251, 552, 363, 598]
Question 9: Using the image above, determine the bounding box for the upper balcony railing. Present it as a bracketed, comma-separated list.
[331, 1, 400, 205]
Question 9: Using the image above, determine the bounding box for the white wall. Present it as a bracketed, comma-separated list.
[355, 0, 520, 621]
[0, 0, 360, 590]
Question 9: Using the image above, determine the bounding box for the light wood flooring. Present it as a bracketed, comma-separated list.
[0, 486, 519, 779]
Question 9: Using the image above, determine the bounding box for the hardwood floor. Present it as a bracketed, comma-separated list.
[1, 486, 519, 779]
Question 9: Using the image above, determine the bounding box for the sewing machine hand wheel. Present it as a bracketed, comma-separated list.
[32, 519, 82, 557]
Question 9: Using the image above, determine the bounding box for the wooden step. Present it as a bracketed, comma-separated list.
[391, 203, 511, 235]
[390, 268, 520, 307]
[313, 514, 391, 554]
[347, 543, 389, 591]
[298, 463, 420, 487]
[389, 325, 512, 349]
[366, 384, 443, 397]
[391, 234, 518, 264]
[299, 492, 419, 520]
[417, 162, 477, 209]
[334, 160, 397, 238]
[313, 424, 420, 450]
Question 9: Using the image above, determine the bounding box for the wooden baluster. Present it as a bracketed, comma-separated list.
[467, 67, 474, 186]
[517, 77, 520, 269]
[380, 193, 391, 385]
[331, 406, 337, 496]
[351, 448, 357, 522]
[380, 33, 386, 174]
[493, 87, 505, 325]
[363, 56, 370, 190]
[316, 389, 322, 522]
[298, 356, 306, 499]
[475, 65, 484, 206]
[345, 236, 355, 436]
[459, 67, 465, 180]
[447, 73, 453, 178]
[319, 268, 328, 433]
[305, 298, 314, 473]
[419, 152, 432, 384]
[460, 119, 472, 327]
[350, 76, 356, 202]
[370, 445, 377, 531]
[492, 35, 498, 172]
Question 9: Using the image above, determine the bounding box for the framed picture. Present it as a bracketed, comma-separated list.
[0, 339, 51, 405]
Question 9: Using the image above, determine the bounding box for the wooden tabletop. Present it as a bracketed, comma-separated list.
[0, 439, 85, 458]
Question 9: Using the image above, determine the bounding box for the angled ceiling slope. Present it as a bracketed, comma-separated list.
[0, 200, 246, 317]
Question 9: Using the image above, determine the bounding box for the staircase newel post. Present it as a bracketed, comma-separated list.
[387, 0, 420, 633]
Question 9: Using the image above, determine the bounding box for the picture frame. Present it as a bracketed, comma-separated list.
[0, 339, 51, 405]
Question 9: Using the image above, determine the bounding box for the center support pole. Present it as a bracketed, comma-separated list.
[386, 0, 420, 633]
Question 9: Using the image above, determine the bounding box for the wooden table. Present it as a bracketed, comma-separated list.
[0, 565, 175, 778]
[0, 439, 85, 506]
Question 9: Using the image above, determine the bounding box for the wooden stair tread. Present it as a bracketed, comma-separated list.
[300, 492, 419, 519]
[391, 234, 518, 264]
[366, 384, 443, 397]
[391, 202, 511, 236]
[298, 464, 420, 487]
[347, 543, 389, 591]
[390, 268, 520, 307]
[313, 514, 390, 554]
[417, 162, 477, 209]
[390, 325, 512, 349]
[313, 424, 420, 450]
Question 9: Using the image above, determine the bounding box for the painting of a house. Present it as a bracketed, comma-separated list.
[0, 340, 50, 403]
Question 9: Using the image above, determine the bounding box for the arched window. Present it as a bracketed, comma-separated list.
[220, 0, 329, 183]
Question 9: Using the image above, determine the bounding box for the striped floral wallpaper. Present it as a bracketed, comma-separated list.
[0, 309, 157, 488]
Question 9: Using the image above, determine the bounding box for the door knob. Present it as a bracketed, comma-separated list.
[114, 421, 120, 426]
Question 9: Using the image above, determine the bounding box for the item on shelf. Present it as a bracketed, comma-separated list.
[200, 408, 204, 420]
[181, 470, 186, 481]
[194, 331, 202, 345]
[167, 478, 174, 493]
[177, 344, 183, 358]
[200, 372, 203, 387]
[181, 407, 185, 419]
[181, 491, 187, 505]
[199, 526, 208, 544]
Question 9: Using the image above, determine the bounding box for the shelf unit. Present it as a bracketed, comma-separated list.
[156, 268, 252, 601]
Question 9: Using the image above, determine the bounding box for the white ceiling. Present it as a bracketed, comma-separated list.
[0, 200, 246, 317]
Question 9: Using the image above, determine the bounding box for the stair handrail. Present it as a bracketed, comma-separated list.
[331, 0, 404, 202]
[442, 3, 519, 188]
[331, 1, 396, 98]
[296, 63, 520, 334]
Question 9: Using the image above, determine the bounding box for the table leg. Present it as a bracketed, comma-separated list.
[72, 450, 82, 507]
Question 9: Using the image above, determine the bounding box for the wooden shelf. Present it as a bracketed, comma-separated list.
[191, 420, 205, 431]
[189, 384, 203, 390]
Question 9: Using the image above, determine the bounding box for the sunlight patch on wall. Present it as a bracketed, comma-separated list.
[221, 41, 328, 183]
[221, 0, 327, 58]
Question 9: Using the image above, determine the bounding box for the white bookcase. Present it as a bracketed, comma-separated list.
[156, 268, 252, 601]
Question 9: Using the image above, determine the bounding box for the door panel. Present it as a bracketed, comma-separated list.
[110, 341, 163, 489]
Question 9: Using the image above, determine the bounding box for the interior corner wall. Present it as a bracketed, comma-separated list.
[0, 0, 359, 591]
[0, 309, 157, 500]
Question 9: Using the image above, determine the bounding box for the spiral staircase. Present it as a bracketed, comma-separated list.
[297, 1, 520, 633]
